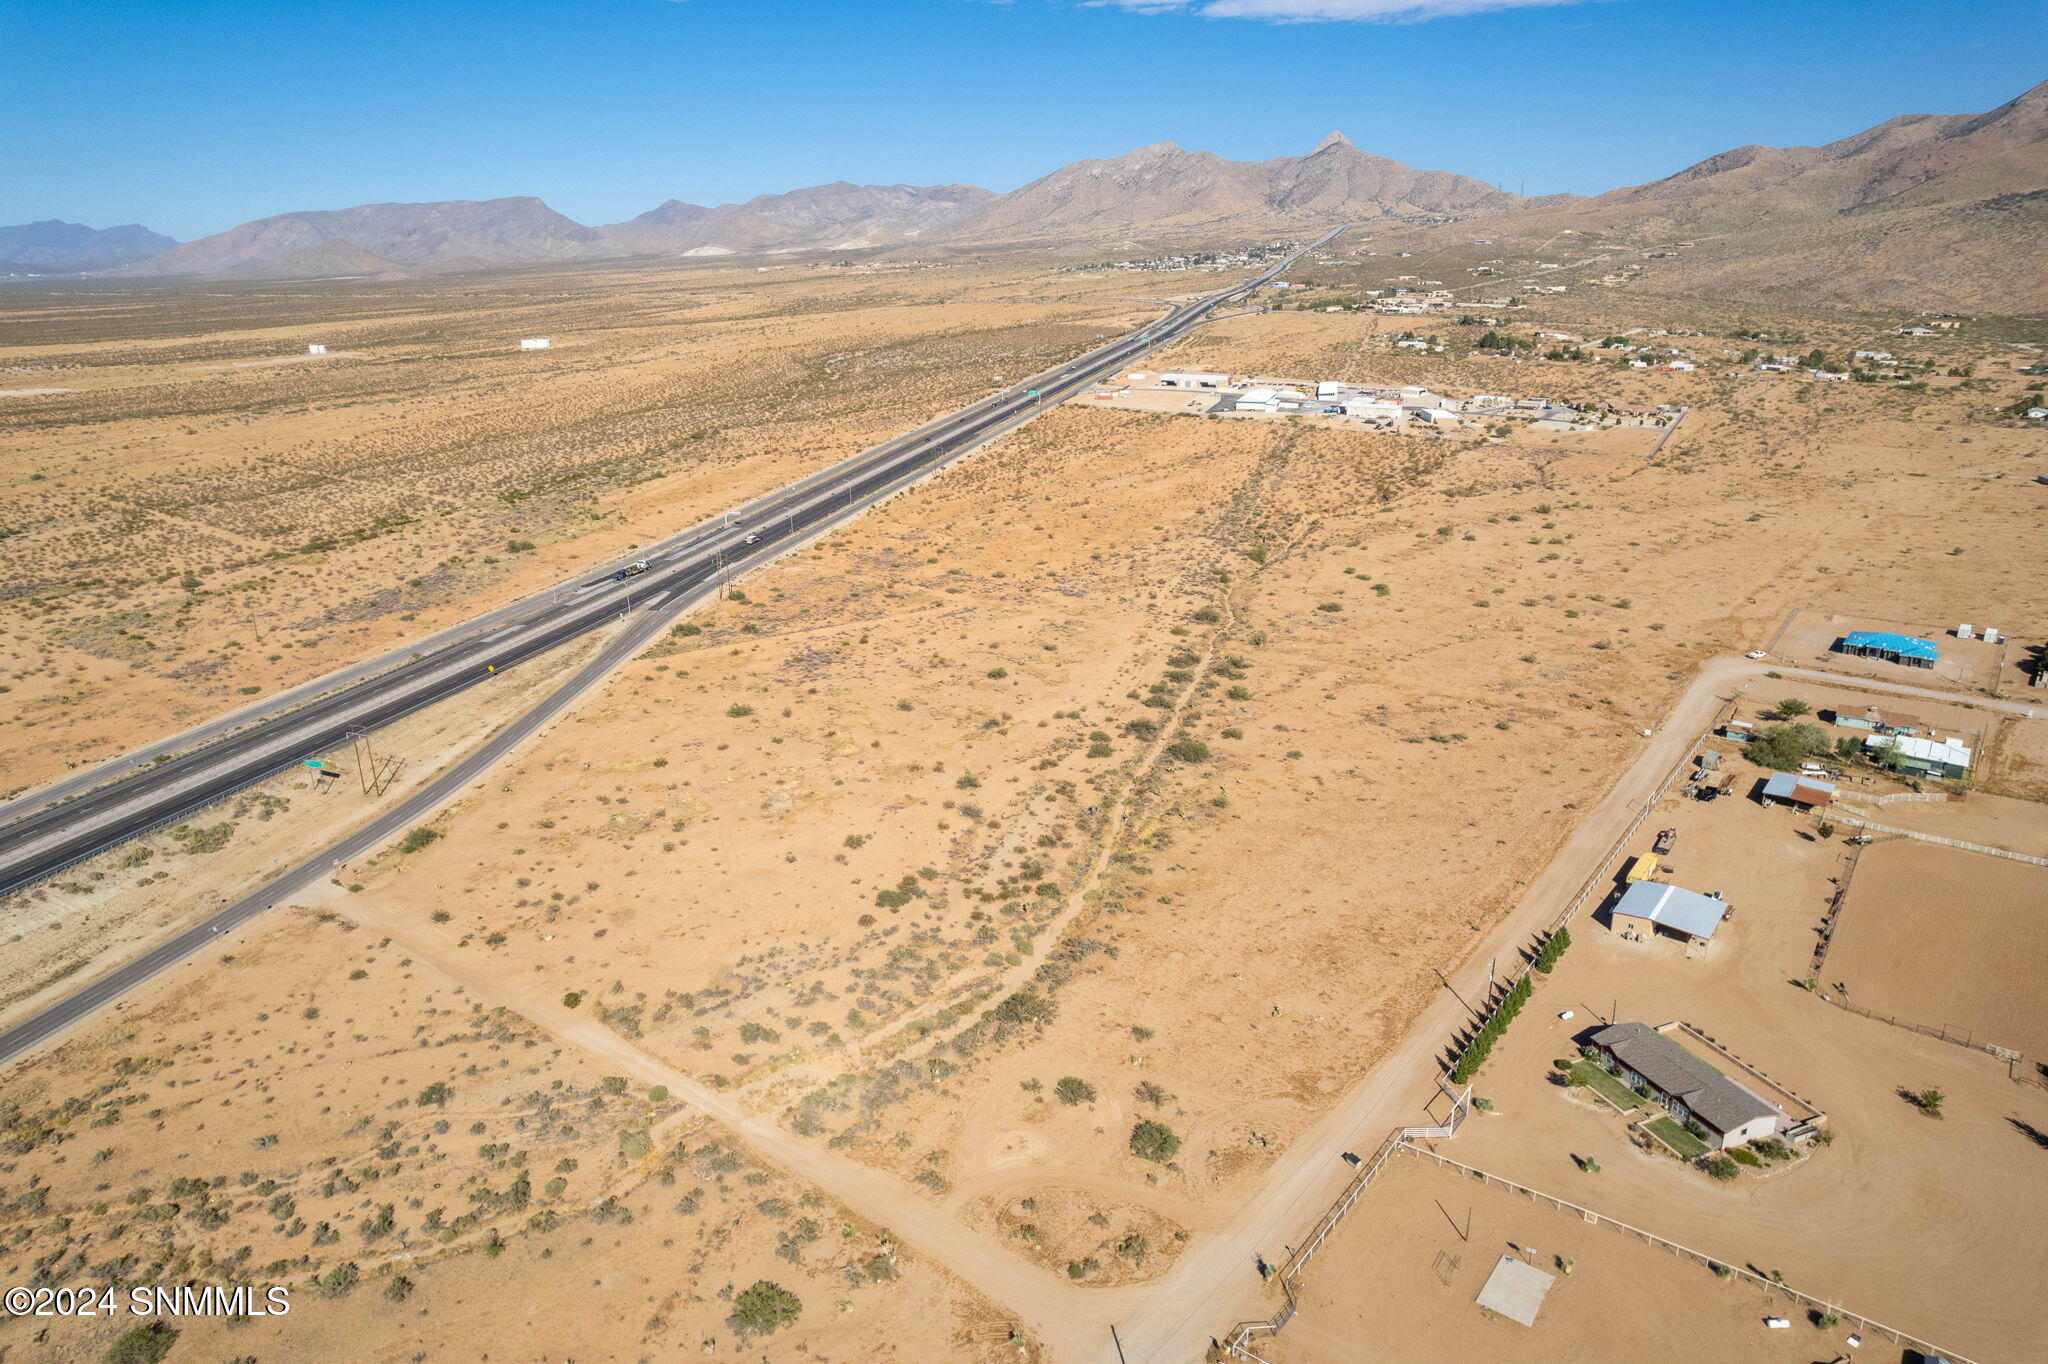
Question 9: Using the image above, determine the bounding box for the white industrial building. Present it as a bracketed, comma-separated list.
[1342, 399, 1403, 427]
[307, 343, 327, 355]
[1158, 372, 1228, 389]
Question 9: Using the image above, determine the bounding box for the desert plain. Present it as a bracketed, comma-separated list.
[3, 239, 2047, 1364]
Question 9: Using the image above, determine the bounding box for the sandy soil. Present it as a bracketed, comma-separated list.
[1438, 770, 2048, 1362]
[7, 267, 2047, 1362]
[1772, 607, 2029, 693]
[1981, 713, 2048, 799]
[1828, 840, 2048, 1056]
[1269, 1155, 1887, 1364]
[0, 257, 1179, 795]
[1836, 790, 2048, 857]
[0, 906, 1028, 1363]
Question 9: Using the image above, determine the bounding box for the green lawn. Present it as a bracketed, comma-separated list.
[1569, 1060, 1643, 1112]
[1643, 1115, 1711, 1159]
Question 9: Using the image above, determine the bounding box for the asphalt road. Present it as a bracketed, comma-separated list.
[0, 227, 1343, 1067]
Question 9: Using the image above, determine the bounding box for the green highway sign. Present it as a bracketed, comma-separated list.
[303, 759, 324, 769]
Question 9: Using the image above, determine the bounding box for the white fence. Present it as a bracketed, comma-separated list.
[1831, 813, 2048, 866]
[1398, 1145, 1981, 1364]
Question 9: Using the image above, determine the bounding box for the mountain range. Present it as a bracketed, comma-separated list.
[0, 219, 176, 275]
[7, 79, 2042, 310]
[1387, 77, 2048, 311]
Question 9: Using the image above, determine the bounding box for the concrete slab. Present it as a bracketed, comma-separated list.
[1475, 1254, 1556, 1326]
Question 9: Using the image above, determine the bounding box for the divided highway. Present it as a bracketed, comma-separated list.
[0, 228, 1343, 1064]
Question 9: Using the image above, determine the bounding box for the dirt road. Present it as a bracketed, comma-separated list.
[1081, 654, 2040, 1361]
[332, 653, 2035, 1362]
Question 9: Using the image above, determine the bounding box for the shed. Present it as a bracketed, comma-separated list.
[1761, 773, 1835, 808]
[1624, 854, 1659, 883]
[1610, 880, 1726, 943]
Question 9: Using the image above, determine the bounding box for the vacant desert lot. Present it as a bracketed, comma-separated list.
[0, 905, 1028, 1363]
[1828, 839, 2048, 1057]
[0, 257, 1177, 792]
[1267, 1155, 1886, 1364]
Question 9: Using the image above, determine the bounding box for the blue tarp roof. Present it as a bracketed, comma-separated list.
[1613, 880, 1725, 940]
[1842, 630, 1939, 660]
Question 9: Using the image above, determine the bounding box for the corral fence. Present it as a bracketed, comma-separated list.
[1829, 813, 2048, 867]
[1807, 819, 2039, 1079]
[1813, 990, 2033, 1073]
[1808, 836, 1861, 979]
[1223, 710, 1729, 1361]
[1397, 1145, 1983, 1364]
[1222, 1079, 1471, 1361]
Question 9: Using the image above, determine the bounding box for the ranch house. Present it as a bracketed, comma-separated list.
[1588, 1022, 1786, 1150]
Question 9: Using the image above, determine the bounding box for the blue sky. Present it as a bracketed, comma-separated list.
[5, 0, 2042, 240]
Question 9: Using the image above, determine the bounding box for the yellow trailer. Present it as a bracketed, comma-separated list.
[1625, 854, 1659, 883]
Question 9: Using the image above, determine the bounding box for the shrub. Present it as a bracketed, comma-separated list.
[1727, 1146, 1761, 1166]
[416, 1082, 451, 1108]
[396, 827, 440, 855]
[102, 1324, 180, 1364]
[1915, 1088, 1945, 1117]
[1055, 1076, 1096, 1106]
[1129, 1120, 1181, 1163]
[990, 990, 1053, 1026]
[1700, 1155, 1739, 1181]
[726, 703, 754, 718]
[384, 1275, 414, 1302]
[1165, 739, 1211, 763]
[562, 991, 584, 1009]
[728, 1281, 802, 1336]
[318, 1261, 361, 1296]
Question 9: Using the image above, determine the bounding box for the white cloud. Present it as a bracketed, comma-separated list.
[1094, 0, 1611, 23]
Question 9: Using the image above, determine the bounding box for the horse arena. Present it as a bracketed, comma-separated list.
[1826, 840, 2048, 1060]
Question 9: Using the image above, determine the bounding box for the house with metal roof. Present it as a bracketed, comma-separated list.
[1588, 1022, 1786, 1149]
[1760, 772, 1836, 808]
[1609, 880, 1728, 944]
[1865, 733, 1973, 779]
[1837, 629, 1938, 669]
